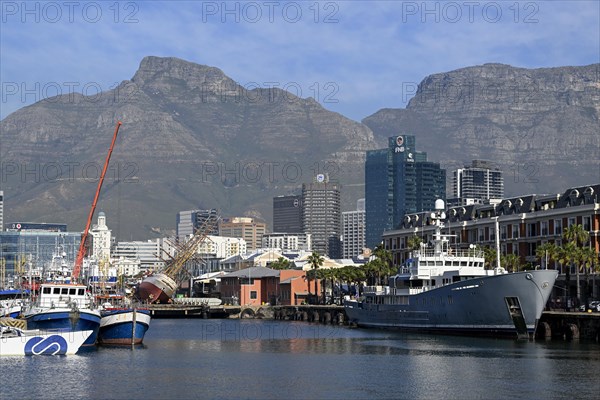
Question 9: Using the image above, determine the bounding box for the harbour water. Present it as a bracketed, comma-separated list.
[2, 319, 599, 399]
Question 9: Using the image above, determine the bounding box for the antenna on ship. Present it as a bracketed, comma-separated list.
[431, 199, 446, 255]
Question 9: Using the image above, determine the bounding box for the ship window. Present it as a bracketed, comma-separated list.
[61, 288, 68, 294]
[43, 287, 51, 294]
[78, 289, 85, 296]
[69, 288, 76, 295]
[53, 288, 60, 294]
[431, 279, 436, 286]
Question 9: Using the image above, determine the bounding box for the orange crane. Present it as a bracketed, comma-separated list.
[72, 121, 122, 282]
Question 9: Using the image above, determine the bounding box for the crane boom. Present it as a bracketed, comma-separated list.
[72, 121, 122, 281]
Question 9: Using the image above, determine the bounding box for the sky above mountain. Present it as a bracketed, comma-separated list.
[1, 1, 598, 122]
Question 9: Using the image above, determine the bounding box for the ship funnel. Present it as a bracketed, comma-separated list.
[435, 199, 445, 211]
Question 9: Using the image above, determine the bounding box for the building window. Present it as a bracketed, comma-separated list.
[583, 216, 591, 231]
[541, 221, 548, 236]
[568, 217, 576, 227]
[512, 225, 519, 239]
[501, 226, 507, 240]
[527, 223, 537, 237]
[554, 219, 562, 235]
[250, 291, 257, 299]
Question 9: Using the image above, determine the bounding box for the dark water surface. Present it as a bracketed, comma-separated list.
[2, 319, 599, 399]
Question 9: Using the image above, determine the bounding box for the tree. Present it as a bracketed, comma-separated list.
[536, 242, 559, 270]
[307, 251, 324, 304]
[407, 235, 423, 251]
[579, 247, 597, 310]
[270, 257, 291, 270]
[562, 224, 590, 306]
[501, 253, 522, 273]
[482, 246, 498, 270]
[363, 244, 394, 286]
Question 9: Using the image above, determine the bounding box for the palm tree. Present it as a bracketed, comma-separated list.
[501, 253, 522, 273]
[407, 235, 423, 251]
[482, 246, 497, 270]
[536, 242, 558, 270]
[307, 251, 324, 304]
[579, 247, 597, 310]
[563, 224, 590, 306]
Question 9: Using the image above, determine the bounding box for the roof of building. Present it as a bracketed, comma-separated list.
[222, 266, 280, 279]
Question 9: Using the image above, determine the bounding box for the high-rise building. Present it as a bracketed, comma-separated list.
[302, 174, 341, 258]
[112, 240, 164, 272]
[262, 232, 312, 252]
[176, 209, 220, 239]
[219, 217, 266, 251]
[273, 195, 303, 233]
[365, 135, 446, 249]
[342, 199, 366, 259]
[452, 160, 504, 204]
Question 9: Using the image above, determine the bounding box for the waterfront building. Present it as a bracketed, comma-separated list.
[220, 266, 280, 306]
[365, 135, 446, 249]
[273, 195, 303, 233]
[261, 233, 312, 252]
[219, 217, 266, 251]
[176, 209, 220, 239]
[89, 212, 112, 261]
[450, 160, 504, 205]
[342, 199, 366, 259]
[302, 174, 342, 258]
[381, 183, 600, 299]
[0, 223, 80, 283]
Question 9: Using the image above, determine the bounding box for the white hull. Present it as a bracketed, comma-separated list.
[0, 327, 93, 356]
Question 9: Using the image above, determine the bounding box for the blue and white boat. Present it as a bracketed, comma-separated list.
[0, 289, 29, 318]
[98, 305, 151, 345]
[21, 283, 101, 346]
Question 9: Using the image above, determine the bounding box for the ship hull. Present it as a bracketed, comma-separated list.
[138, 273, 177, 303]
[345, 270, 558, 338]
[23, 308, 101, 346]
[98, 308, 151, 345]
[0, 328, 93, 356]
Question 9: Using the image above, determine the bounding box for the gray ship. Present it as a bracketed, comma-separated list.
[344, 200, 558, 339]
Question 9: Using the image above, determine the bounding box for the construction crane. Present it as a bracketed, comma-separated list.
[72, 121, 122, 282]
[138, 217, 219, 303]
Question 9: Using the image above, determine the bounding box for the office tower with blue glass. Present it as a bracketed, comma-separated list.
[365, 135, 446, 249]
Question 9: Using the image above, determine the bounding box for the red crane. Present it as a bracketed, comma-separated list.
[72, 121, 122, 282]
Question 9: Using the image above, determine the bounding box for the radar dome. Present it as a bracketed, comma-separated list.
[434, 199, 445, 211]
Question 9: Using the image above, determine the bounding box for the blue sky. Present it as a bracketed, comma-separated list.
[1, 0, 599, 121]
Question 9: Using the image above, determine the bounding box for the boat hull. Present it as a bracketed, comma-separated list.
[138, 273, 177, 303]
[23, 308, 101, 346]
[0, 328, 93, 356]
[345, 270, 558, 338]
[98, 308, 151, 345]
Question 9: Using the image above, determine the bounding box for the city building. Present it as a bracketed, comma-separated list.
[450, 160, 504, 205]
[89, 212, 112, 261]
[365, 135, 446, 249]
[381, 183, 600, 300]
[273, 194, 303, 233]
[302, 174, 342, 258]
[219, 217, 266, 251]
[342, 199, 366, 259]
[176, 209, 220, 239]
[261, 233, 312, 252]
[112, 240, 164, 272]
[0, 223, 80, 285]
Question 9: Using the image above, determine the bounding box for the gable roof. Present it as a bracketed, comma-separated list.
[222, 266, 280, 279]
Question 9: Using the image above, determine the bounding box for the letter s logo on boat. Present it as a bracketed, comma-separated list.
[24, 335, 68, 355]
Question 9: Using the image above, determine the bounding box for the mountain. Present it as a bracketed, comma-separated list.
[1, 59, 598, 240]
[363, 63, 600, 197]
[0, 56, 376, 239]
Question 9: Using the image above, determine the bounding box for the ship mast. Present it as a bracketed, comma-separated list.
[72, 121, 123, 282]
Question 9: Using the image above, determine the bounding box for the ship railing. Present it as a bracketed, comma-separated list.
[414, 249, 483, 259]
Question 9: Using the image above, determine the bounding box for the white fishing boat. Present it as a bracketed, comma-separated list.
[344, 200, 558, 338]
[0, 326, 93, 356]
